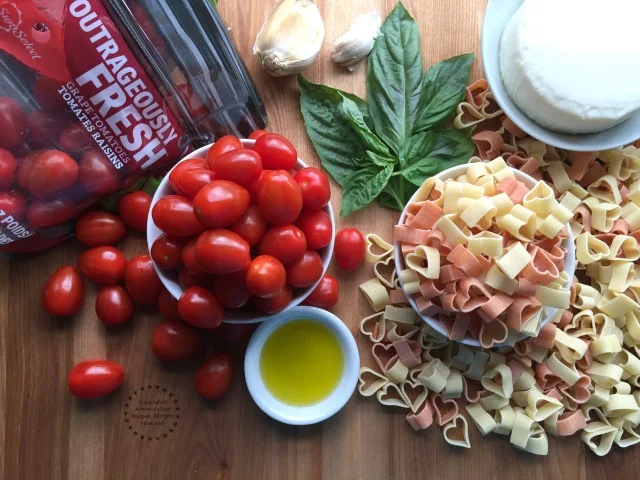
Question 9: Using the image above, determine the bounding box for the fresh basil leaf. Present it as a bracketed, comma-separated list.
[341, 96, 390, 156]
[341, 164, 394, 216]
[413, 53, 474, 133]
[298, 75, 370, 186]
[399, 131, 455, 170]
[366, 2, 422, 155]
[355, 150, 396, 168]
[437, 128, 476, 164]
[380, 176, 416, 211]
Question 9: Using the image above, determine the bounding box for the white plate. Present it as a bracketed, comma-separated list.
[244, 306, 359, 425]
[393, 164, 576, 347]
[482, 0, 640, 151]
[146, 139, 335, 324]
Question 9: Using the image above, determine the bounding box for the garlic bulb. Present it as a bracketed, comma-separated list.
[331, 11, 381, 72]
[253, 0, 325, 77]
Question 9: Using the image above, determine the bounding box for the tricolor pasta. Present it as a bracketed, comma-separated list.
[356, 78, 640, 457]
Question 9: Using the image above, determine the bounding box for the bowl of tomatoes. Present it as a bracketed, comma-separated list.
[147, 134, 335, 325]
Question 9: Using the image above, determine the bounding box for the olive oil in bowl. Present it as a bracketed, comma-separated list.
[260, 319, 344, 406]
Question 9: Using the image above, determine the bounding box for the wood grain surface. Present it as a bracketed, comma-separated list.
[1, 1, 636, 479]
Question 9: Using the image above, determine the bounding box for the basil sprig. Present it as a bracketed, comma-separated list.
[298, 2, 474, 216]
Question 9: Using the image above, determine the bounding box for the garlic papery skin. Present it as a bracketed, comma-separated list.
[253, 0, 325, 77]
[331, 11, 381, 72]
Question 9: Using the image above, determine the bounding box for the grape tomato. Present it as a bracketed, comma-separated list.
[209, 148, 262, 186]
[246, 255, 286, 299]
[152, 195, 205, 237]
[296, 210, 332, 250]
[206, 135, 243, 168]
[258, 225, 307, 265]
[119, 191, 152, 233]
[256, 170, 302, 225]
[75, 211, 126, 247]
[294, 167, 331, 210]
[192, 180, 249, 228]
[334, 228, 365, 271]
[252, 133, 297, 170]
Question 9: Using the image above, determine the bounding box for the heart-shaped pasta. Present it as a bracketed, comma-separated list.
[461, 375, 485, 403]
[400, 380, 429, 413]
[373, 255, 397, 289]
[453, 101, 485, 129]
[479, 319, 508, 349]
[481, 364, 514, 399]
[375, 382, 410, 409]
[479, 91, 503, 119]
[443, 414, 471, 448]
[405, 245, 440, 280]
[358, 367, 389, 397]
[587, 174, 623, 204]
[365, 233, 394, 263]
[359, 311, 386, 343]
[386, 321, 420, 343]
[581, 421, 618, 456]
[430, 392, 459, 426]
[371, 342, 397, 373]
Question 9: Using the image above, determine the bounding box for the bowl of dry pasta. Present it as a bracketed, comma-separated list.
[393, 157, 577, 348]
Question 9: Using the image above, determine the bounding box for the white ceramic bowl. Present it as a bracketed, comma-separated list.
[147, 139, 335, 324]
[393, 164, 576, 347]
[482, 0, 640, 151]
[244, 306, 359, 425]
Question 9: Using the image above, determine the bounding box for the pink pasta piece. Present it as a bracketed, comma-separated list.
[465, 79, 489, 109]
[454, 277, 492, 312]
[535, 362, 563, 390]
[389, 288, 408, 305]
[619, 183, 630, 202]
[406, 399, 435, 431]
[576, 341, 593, 371]
[472, 130, 504, 160]
[566, 151, 596, 181]
[496, 176, 529, 203]
[406, 201, 426, 217]
[446, 244, 484, 277]
[439, 239, 455, 257]
[506, 357, 525, 383]
[479, 318, 508, 348]
[631, 229, 640, 243]
[506, 296, 542, 332]
[429, 393, 459, 426]
[414, 295, 443, 317]
[558, 373, 592, 410]
[534, 323, 557, 349]
[401, 242, 417, 256]
[578, 162, 607, 187]
[611, 218, 630, 235]
[573, 206, 592, 234]
[545, 388, 564, 402]
[521, 246, 559, 285]
[556, 410, 588, 436]
[516, 278, 537, 297]
[440, 264, 466, 283]
[441, 293, 457, 312]
[442, 312, 470, 341]
[467, 313, 483, 339]
[594, 233, 615, 245]
[394, 225, 431, 245]
[502, 116, 527, 138]
[462, 375, 485, 403]
[420, 279, 445, 300]
[392, 339, 422, 368]
[478, 292, 514, 322]
[404, 213, 415, 225]
[445, 281, 457, 295]
[407, 201, 443, 230]
[556, 309, 573, 329]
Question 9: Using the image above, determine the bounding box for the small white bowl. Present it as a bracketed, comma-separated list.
[482, 0, 640, 151]
[147, 139, 335, 324]
[394, 164, 576, 347]
[244, 306, 359, 425]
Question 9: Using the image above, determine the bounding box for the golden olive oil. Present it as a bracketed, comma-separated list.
[260, 319, 344, 406]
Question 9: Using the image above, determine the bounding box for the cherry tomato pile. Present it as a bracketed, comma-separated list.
[151, 133, 334, 320]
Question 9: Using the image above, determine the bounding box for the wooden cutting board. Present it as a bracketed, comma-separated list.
[1, 1, 636, 478]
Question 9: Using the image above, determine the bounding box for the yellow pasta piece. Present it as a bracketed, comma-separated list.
[365, 234, 394, 263]
[621, 202, 640, 230]
[412, 177, 443, 203]
[576, 232, 611, 265]
[359, 278, 391, 312]
[494, 167, 515, 183]
[494, 404, 516, 435]
[591, 202, 622, 233]
[481, 364, 513, 399]
[558, 191, 582, 212]
[460, 197, 497, 228]
[546, 161, 574, 193]
[554, 329, 588, 362]
[467, 231, 504, 257]
[384, 359, 409, 384]
[628, 179, 640, 205]
[466, 162, 490, 183]
[466, 351, 490, 380]
[483, 264, 517, 295]
[487, 352, 507, 368]
[587, 385, 611, 408]
[405, 245, 440, 280]
[416, 359, 449, 393]
[523, 181, 558, 217]
[598, 291, 639, 318]
[521, 312, 542, 337]
[510, 411, 535, 448]
[443, 370, 463, 399]
[496, 242, 531, 279]
[612, 418, 640, 447]
[514, 371, 537, 391]
[612, 382, 632, 395]
[383, 305, 417, 325]
[375, 382, 410, 408]
[608, 261, 634, 293]
[442, 181, 484, 214]
[525, 389, 564, 422]
[581, 422, 618, 456]
[618, 349, 640, 377]
[572, 284, 601, 310]
[433, 214, 470, 245]
[607, 235, 640, 261]
[449, 344, 474, 371]
[358, 367, 390, 397]
[570, 183, 589, 200]
[488, 156, 508, 173]
[490, 192, 514, 216]
[479, 393, 510, 411]
[586, 361, 624, 388]
[466, 403, 497, 436]
[536, 282, 570, 309]
[538, 205, 573, 239]
[546, 352, 581, 386]
[591, 335, 622, 359]
[442, 414, 471, 448]
[496, 204, 537, 241]
[587, 174, 623, 204]
[477, 175, 497, 196]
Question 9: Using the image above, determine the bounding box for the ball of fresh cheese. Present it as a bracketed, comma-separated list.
[499, 0, 640, 134]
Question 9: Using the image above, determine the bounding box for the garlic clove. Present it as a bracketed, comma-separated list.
[331, 11, 381, 71]
[253, 0, 325, 77]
